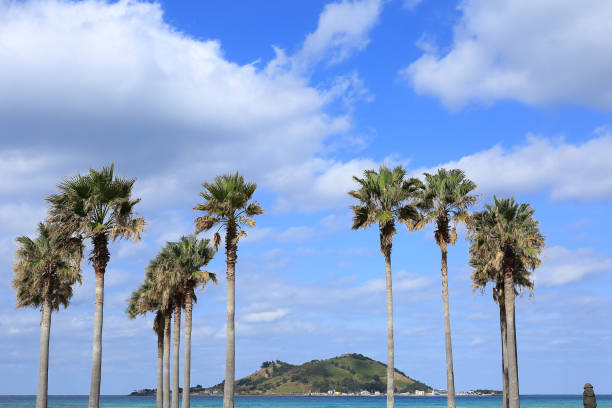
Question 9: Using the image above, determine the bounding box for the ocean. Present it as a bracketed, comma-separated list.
[1, 395, 611, 408]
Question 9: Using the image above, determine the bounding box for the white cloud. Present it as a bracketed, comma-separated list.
[403, 0, 423, 10]
[278, 226, 317, 243]
[417, 129, 612, 201]
[403, 0, 612, 109]
[0, 202, 47, 266]
[275, 214, 346, 242]
[239, 270, 433, 312]
[292, 0, 382, 71]
[241, 308, 290, 323]
[0, 0, 378, 215]
[535, 246, 612, 287]
[0, 202, 46, 237]
[0, 151, 65, 197]
[360, 271, 431, 293]
[269, 157, 379, 211]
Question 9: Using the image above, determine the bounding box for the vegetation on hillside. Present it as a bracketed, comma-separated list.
[206, 354, 432, 395]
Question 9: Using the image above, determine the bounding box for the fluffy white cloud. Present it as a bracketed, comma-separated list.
[268, 157, 379, 211]
[417, 129, 612, 201]
[403, 0, 612, 109]
[0, 0, 379, 214]
[293, 0, 382, 70]
[535, 246, 612, 287]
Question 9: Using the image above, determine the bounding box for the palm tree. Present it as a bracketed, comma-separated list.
[126, 278, 165, 408]
[417, 168, 477, 408]
[466, 197, 544, 408]
[147, 246, 179, 408]
[194, 172, 263, 408]
[348, 165, 423, 408]
[159, 237, 217, 408]
[12, 222, 83, 408]
[46, 164, 145, 408]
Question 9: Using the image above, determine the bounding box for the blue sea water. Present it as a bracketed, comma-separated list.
[1, 395, 611, 408]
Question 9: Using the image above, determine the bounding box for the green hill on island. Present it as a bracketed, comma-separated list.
[205, 353, 432, 395]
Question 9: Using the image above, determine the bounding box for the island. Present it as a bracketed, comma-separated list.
[131, 353, 433, 396]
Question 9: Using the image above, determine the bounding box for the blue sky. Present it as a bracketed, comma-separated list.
[1, 0, 612, 396]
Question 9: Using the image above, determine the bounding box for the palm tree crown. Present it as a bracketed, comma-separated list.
[13, 222, 83, 310]
[467, 196, 544, 290]
[349, 165, 423, 251]
[45, 163, 145, 260]
[194, 172, 264, 251]
[153, 236, 217, 300]
[418, 168, 478, 246]
[126, 275, 160, 319]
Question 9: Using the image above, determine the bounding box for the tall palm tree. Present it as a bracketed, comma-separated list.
[126, 278, 165, 408]
[194, 172, 263, 408]
[348, 165, 423, 408]
[12, 222, 83, 408]
[46, 164, 145, 408]
[159, 237, 217, 408]
[417, 168, 477, 408]
[466, 197, 544, 408]
[148, 246, 179, 408]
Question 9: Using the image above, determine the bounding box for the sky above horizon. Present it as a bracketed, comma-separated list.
[1, 0, 612, 396]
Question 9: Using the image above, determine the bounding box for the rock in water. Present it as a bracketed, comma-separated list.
[583, 383, 597, 408]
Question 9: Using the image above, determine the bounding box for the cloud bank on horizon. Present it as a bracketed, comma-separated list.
[0, 0, 611, 396]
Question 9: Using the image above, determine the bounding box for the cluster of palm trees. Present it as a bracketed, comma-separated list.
[11, 165, 262, 408]
[127, 172, 263, 408]
[127, 236, 217, 408]
[349, 165, 545, 408]
[13, 164, 145, 408]
[12, 163, 543, 408]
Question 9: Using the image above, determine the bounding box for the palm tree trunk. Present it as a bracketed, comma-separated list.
[163, 312, 171, 408]
[157, 331, 164, 408]
[440, 244, 456, 408]
[504, 270, 519, 408]
[499, 296, 509, 408]
[182, 291, 193, 408]
[223, 262, 236, 408]
[383, 250, 394, 408]
[36, 296, 52, 408]
[223, 222, 238, 408]
[513, 307, 519, 393]
[88, 268, 104, 408]
[172, 303, 181, 408]
[89, 234, 109, 408]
